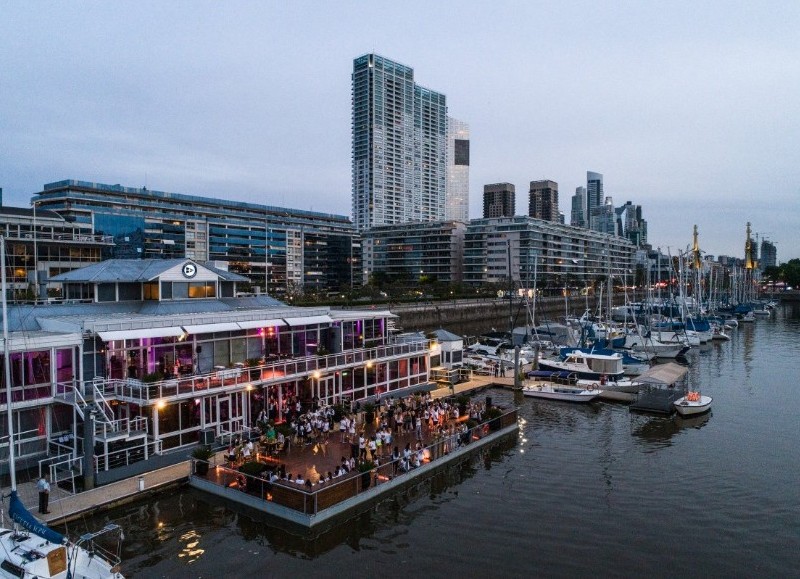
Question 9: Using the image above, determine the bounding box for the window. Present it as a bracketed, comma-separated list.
[143, 282, 159, 300]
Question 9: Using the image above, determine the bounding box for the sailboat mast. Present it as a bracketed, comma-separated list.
[1, 236, 16, 491]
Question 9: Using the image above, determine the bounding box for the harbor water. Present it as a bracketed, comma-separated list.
[69, 304, 800, 578]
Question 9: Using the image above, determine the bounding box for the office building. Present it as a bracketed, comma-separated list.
[33, 180, 361, 295]
[570, 186, 587, 228]
[528, 180, 559, 222]
[615, 201, 647, 247]
[0, 205, 113, 301]
[362, 221, 465, 284]
[445, 117, 470, 222]
[759, 239, 777, 270]
[587, 171, 603, 230]
[591, 197, 617, 235]
[483, 183, 515, 218]
[351, 53, 447, 231]
[464, 217, 635, 287]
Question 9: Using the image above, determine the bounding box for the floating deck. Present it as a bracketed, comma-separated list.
[629, 387, 682, 414]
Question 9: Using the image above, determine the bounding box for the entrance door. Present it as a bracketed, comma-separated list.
[217, 395, 232, 437]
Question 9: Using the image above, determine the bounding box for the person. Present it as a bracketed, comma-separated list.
[37, 476, 51, 514]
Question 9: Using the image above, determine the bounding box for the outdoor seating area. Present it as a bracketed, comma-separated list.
[193, 392, 518, 519]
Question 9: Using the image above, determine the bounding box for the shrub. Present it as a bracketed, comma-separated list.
[485, 406, 503, 420]
[239, 461, 268, 477]
[192, 445, 214, 460]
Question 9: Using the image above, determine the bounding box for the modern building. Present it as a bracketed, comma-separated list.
[615, 201, 648, 247]
[351, 53, 448, 231]
[0, 205, 114, 301]
[463, 216, 635, 288]
[445, 117, 470, 222]
[483, 183, 515, 218]
[528, 180, 559, 222]
[0, 257, 435, 484]
[590, 197, 616, 235]
[570, 186, 587, 228]
[759, 239, 777, 270]
[32, 180, 362, 296]
[362, 221, 465, 285]
[586, 171, 604, 230]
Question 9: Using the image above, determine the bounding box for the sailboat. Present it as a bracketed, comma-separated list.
[0, 237, 124, 578]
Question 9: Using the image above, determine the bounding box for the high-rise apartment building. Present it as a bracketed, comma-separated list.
[587, 171, 604, 230]
[528, 180, 559, 222]
[483, 183, 515, 218]
[445, 117, 470, 222]
[759, 239, 777, 270]
[591, 196, 617, 235]
[352, 53, 447, 231]
[571, 186, 587, 227]
[615, 201, 648, 247]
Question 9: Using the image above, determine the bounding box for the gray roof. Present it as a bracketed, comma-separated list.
[49, 259, 248, 283]
[432, 329, 462, 342]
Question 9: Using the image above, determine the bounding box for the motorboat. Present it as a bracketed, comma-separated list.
[674, 391, 713, 416]
[522, 381, 601, 403]
[536, 350, 624, 381]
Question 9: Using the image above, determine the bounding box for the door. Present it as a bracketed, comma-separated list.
[217, 395, 231, 437]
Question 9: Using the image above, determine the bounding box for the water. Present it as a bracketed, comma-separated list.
[69, 305, 800, 578]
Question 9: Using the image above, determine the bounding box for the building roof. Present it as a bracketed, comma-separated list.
[0, 206, 63, 220]
[49, 259, 249, 283]
[431, 329, 462, 342]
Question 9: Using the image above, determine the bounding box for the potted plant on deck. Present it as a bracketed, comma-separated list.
[358, 460, 375, 490]
[192, 445, 214, 476]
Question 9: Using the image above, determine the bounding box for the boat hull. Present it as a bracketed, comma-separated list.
[522, 383, 601, 403]
[674, 395, 713, 416]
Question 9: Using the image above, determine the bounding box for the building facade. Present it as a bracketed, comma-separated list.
[590, 197, 617, 235]
[463, 217, 635, 288]
[587, 171, 604, 230]
[362, 221, 465, 285]
[352, 53, 447, 231]
[615, 201, 648, 247]
[759, 239, 777, 270]
[483, 183, 515, 218]
[570, 186, 587, 228]
[33, 180, 361, 295]
[0, 206, 114, 301]
[1, 257, 435, 481]
[528, 180, 559, 222]
[445, 117, 470, 222]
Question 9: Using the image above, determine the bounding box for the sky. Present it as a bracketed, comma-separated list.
[2, 1, 799, 260]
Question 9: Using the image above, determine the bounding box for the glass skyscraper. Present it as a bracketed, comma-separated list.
[352, 53, 447, 231]
[446, 117, 470, 222]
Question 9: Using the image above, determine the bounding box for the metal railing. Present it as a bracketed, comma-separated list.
[94, 439, 163, 473]
[192, 408, 518, 517]
[94, 340, 432, 404]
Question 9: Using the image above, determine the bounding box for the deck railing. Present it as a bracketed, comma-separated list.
[192, 407, 518, 517]
[93, 340, 432, 404]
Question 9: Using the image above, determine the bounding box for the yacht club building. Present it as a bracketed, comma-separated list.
[1, 258, 435, 484]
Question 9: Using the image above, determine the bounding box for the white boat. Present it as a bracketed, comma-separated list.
[522, 381, 602, 403]
[577, 377, 640, 402]
[739, 311, 756, 323]
[537, 350, 625, 381]
[626, 335, 690, 359]
[0, 236, 124, 579]
[674, 391, 713, 416]
[752, 309, 771, 317]
[711, 327, 730, 341]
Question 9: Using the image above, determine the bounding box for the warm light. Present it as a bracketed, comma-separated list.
[366, 361, 373, 369]
[245, 384, 253, 391]
[156, 400, 166, 410]
[313, 371, 321, 379]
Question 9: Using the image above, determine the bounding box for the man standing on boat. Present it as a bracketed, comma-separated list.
[37, 475, 51, 514]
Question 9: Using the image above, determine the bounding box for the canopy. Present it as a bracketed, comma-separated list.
[282, 315, 333, 326]
[183, 322, 241, 334]
[635, 362, 688, 385]
[98, 326, 184, 341]
[236, 319, 287, 330]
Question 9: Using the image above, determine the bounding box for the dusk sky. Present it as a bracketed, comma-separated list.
[2, 2, 798, 259]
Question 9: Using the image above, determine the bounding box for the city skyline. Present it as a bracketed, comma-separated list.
[2, 2, 798, 258]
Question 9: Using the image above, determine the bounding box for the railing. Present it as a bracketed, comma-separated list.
[95, 340, 432, 404]
[95, 416, 149, 440]
[6, 230, 113, 244]
[94, 439, 162, 473]
[40, 453, 83, 495]
[193, 408, 518, 517]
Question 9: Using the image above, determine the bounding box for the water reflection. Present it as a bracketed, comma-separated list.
[630, 410, 712, 450]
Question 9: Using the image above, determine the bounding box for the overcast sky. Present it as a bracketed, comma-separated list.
[2, 2, 798, 259]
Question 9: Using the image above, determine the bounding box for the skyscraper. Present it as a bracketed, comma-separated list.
[528, 180, 559, 222]
[587, 171, 604, 230]
[571, 186, 587, 227]
[445, 117, 470, 222]
[352, 53, 447, 231]
[483, 183, 515, 218]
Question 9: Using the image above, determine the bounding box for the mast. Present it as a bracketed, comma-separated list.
[1, 236, 16, 491]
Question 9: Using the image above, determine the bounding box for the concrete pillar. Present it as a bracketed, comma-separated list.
[513, 346, 521, 390]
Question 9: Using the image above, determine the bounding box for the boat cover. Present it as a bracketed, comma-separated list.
[634, 362, 688, 385]
[527, 370, 574, 380]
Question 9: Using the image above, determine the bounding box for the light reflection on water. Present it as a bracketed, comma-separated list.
[75, 304, 800, 578]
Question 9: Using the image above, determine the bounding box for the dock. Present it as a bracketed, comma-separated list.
[629, 388, 682, 414]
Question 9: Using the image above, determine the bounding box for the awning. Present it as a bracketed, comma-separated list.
[237, 319, 288, 330]
[183, 322, 242, 334]
[635, 362, 688, 385]
[282, 315, 333, 327]
[98, 327, 184, 341]
[331, 310, 398, 321]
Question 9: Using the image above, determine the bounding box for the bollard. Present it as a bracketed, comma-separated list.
[138, 476, 145, 491]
